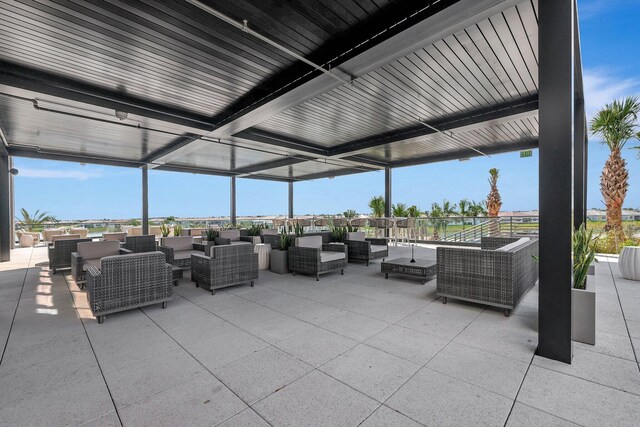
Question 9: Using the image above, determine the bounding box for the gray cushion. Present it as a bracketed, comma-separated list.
[103, 232, 127, 242]
[162, 236, 194, 251]
[174, 249, 203, 260]
[320, 251, 346, 263]
[495, 237, 531, 252]
[219, 229, 241, 241]
[347, 231, 366, 241]
[371, 244, 387, 253]
[260, 229, 279, 236]
[295, 236, 322, 249]
[77, 241, 120, 259]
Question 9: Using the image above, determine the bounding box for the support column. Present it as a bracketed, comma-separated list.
[0, 148, 10, 261]
[573, 99, 587, 229]
[230, 176, 237, 225]
[288, 181, 294, 218]
[9, 156, 15, 250]
[384, 167, 392, 217]
[538, 0, 575, 363]
[142, 165, 149, 235]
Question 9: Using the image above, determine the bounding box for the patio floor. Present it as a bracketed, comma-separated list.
[1, 245, 639, 426]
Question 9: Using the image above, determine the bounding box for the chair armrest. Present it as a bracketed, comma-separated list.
[157, 245, 174, 263]
[86, 265, 102, 297]
[365, 238, 387, 246]
[322, 243, 347, 253]
[71, 252, 83, 279]
[215, 237, 231, 246]
[119, 248, 133, 254]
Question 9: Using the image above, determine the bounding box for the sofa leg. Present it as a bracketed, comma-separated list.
[316, 274, 320, 281]
[292, 271, 296, 276]
[250, 281, 254, 287]
[211, 289, 216, 295]
[97, 315, 104, 324]
[195, 282, 199, 288]
[162, 301, 167, 309]
[442, 297, 447, 304]
[366, 261, 369, 266]
[504, 309, 511, 317]
[340, 269, 344, 275]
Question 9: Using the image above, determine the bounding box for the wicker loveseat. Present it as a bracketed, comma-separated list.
[344, 231, 388, 266]
[436, 237, 539, 316]
[123, 235, 157, 253]
[158, 236, 202, 268]
[288, 236, 347, 281]
[48, 236, 92, 273]
[86, 252, 172, 324]
[71, 240, 131, 285]
[191, 244, 258, 295]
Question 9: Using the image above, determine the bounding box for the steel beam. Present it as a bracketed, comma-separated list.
[0, 149, 10, 261]
[230, 176, 237, 225]
[574, 100, 587, 229]
[233, 155, 315, 175]
[538, 0, 575, 364]
[142, 165, 149, 235]
[385, 167, 392, 218]
[288, 182, 294, 219]
[9, 156, 15, 250]
[7, 147, 144, 169]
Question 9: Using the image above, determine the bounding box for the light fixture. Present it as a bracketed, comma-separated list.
[115, 110, 129, 121]
[9, 168, 18, 176]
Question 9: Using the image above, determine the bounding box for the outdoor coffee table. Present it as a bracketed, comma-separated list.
[381, 258, 436, 285]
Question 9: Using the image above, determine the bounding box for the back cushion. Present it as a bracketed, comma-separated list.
[103, 232, 127, 242]
[260, 228, 279, 236]
[52, 234, 81, 243]
[78, 240, 121, 259]
[295, 236, 323, 249]
[347, 231, 366, 241]
[162, 236, 193, 251]
[495, 237, 531, 252]
[219, 229, 241, 241]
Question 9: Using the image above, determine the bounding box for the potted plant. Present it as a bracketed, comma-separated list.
[173, 224, 183, 237]
[572, 224, 597, 345]
[160, 223, 171, 238]
[270, 232, 292, 274]
[204, 228, 218, 253]
[330, 225, 347, 243]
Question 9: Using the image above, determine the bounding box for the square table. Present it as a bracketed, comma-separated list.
[381, 258, 436, 285]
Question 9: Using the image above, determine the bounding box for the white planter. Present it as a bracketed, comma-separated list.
[619, 246, 640, 281]
[572, 276, 596, 345]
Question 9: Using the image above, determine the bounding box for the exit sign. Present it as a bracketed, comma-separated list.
[520, 150, 533, 158]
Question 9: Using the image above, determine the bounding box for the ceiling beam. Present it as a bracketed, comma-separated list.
[232, 129, 328, 157]
[7, 146, 145, 168]
[152, 0, 527, 164]
[0, 60, 214, 131]
[232, 155, 315, 175]
[293, 167, 379, 182]
[142, 133, 201, 164]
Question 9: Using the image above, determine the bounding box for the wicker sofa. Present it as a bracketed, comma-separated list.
[71, 240, 131, 285]
[288, 236, 347, 281]
[191, 244, 258, 295]
[123, 235, 157, 253]
[436, 236, 539, 316]
[344, 231, 388, 266]
[48, 236, 92, 273]
[158, 236, 203, 268]
[86, 252, 173, 324]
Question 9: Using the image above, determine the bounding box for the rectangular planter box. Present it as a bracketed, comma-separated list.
[270, 249, 289, 274]
[572, 275, 596, 345]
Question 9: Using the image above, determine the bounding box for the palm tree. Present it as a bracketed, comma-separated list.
[468, 200, 487, 217]
[591, 96, 640, 243]
[17, 208, 55, 231]
[429, 202, 444, 239]
[407, 205, 422, 218]
[392, 203, 408, 217]
[368, 196, 385, 218]
[486, 168, 502, 217]
[343, 209, 357, 219]
[458, 199, 470, 217]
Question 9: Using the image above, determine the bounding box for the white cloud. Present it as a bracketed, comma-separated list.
[18, 168, 103, 181]
[583, 68, 640, 120]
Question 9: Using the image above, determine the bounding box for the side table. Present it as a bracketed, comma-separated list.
[254, 243, 271, 270]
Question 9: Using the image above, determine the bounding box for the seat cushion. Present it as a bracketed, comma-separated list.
[370, 244, 387, 253]
[320, 251, 346, 263]
[495, 237, 531, 252]
[296, 236, 323, 249]
[77, 240, 121, 259]
[174, 249, 203, 260]
[219, 229, 241, 241]
[162, 236, 194, 251]
[82, 258, 102, 271]
[347, 231, 366, 241]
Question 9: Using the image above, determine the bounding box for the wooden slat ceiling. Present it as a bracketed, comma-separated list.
[0, 0, 546, 181]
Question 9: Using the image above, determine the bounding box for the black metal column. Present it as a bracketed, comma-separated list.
[288, 182, 294, 218]
[574, 99, 587, 229]
[384, 167, 392, 218]
[230, 176, 237, 225]
[0, 147, 10, 262]
[538, 0, 575, 363]
[142, 165, 149, 235]
[9, 156, 15, 250]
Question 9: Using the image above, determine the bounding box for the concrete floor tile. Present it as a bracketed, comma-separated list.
[80, 412, 122, 427]
[216, 408, 270, 426]
[518, 365, 640, 426]
[626, 318, 640, 339]
[506, 403, 579, 426]
[286, 301, 346, 325]
[213, 346, 313, 404]
[574, 330, 636, 361]
[360, 405, 422, 426]
[427, 342, 530, 399]
[253, 370, 378, 427]
[320, 344, 420, 402]
[396, 308, 471, 341]
[386, 368, 513, 427]
[364, 325, 449, 365]
[275, 326, 357, 367]
[320, 312, 390, 341]
[119, 374, 247, 426]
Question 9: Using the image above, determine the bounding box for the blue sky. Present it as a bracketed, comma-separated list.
[12, 0, 640, 220]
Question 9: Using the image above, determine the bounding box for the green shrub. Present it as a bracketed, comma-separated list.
[173, 224, 183, 237]
[160, 224, 171, 237]
[573, 224, 597, 289]
[277, 232, 292, 251]
[205, 228, 218, 241]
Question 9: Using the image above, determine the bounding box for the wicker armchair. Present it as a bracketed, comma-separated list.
[191, 244, 258, 295]
[16, 230, 40, 247]
[436, 237, 539, 316]
[48, 237, 92, 273]
[158, 236, 203, 268]
[288, 236, 347, 281]
[86, 252, 172, 324]
[344, 231, 388, 266]
[71, 240, 131, 285]
[43, 228, 64, 243]
[123, 235, 157, 253]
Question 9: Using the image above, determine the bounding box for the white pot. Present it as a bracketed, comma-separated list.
[619, 246, 640, 281]
[572, 276, 596, 345]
